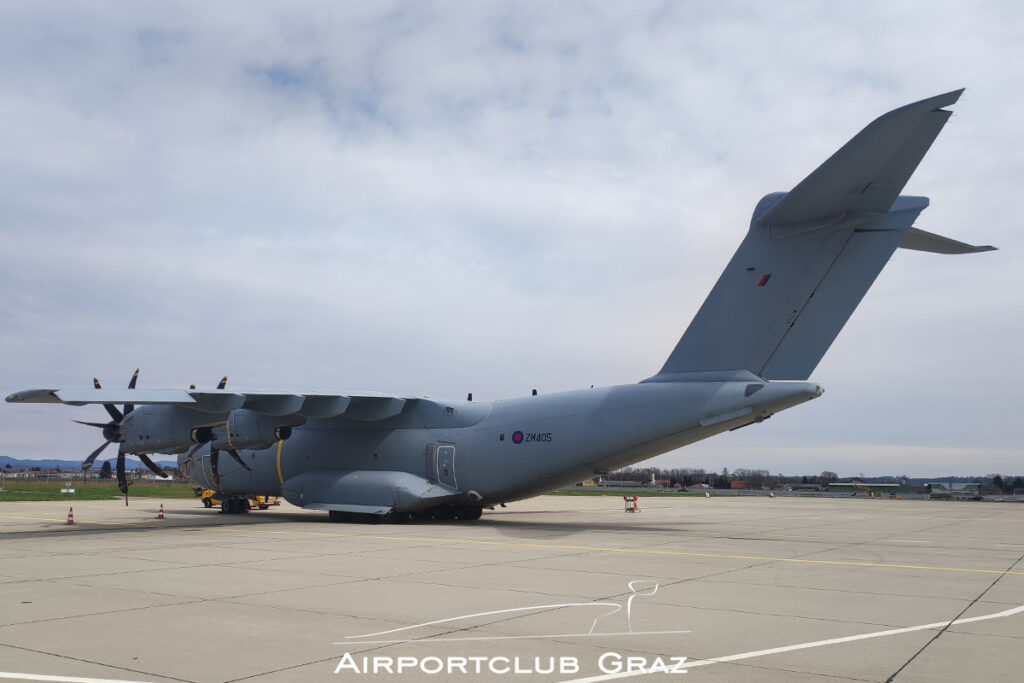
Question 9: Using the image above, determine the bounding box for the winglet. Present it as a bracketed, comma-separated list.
[758, 89, 965, 225]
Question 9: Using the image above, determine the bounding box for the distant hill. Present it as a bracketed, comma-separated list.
[0, 456, 177, 471]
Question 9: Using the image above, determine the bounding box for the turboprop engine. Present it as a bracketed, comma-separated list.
[210, 409, 306, 451]
[120, 404, 227, 454]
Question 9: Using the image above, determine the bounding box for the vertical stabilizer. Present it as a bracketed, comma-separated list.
[656, 91, 993, 381]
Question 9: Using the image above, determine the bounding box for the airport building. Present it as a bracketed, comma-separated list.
[827, 478, 910, 496]
[926, 482, 981, 499]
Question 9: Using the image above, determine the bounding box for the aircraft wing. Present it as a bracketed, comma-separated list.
[4, 388, 408, 421]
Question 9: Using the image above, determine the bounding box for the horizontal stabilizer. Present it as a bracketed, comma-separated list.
[899, 227, 996, 254]
[758, 89, 963, 225]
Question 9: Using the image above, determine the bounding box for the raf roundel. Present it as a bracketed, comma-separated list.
[512, 431, 524, 444]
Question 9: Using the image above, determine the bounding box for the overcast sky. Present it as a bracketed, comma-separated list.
[1, 1, 1020, 477]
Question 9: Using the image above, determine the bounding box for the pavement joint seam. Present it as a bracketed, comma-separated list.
[0, 597, 207, 631]
[0, 642, 194, 683]
[884, 550, 1024, 681]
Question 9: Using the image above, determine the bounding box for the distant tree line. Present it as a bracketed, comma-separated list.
[988, 474, 1024, 494]
[599, 467, 1024, 492]
[599, 466, 834, 490]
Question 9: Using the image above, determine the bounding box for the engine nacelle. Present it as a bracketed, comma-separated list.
[120, 406, 225, 454]
[211, 409, 305, 451]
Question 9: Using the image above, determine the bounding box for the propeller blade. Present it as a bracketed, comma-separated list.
[102, 403, 123, 423]
[226, 449, 252, 472]
[74, 420, 110, 429]
[94, 377, 124, 422]
[82, 440, 112, 470]
[124, 369, 139, 415]
[137, 453, 168, 478]
[186, 441, 206, 458]
[217, 376, 228, 390]
[116, 453, 128, 494]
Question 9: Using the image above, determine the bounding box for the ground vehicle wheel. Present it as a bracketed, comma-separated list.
[258, 504, 269, 510]
[203, 498, 212, 508]
[221, 500, 230, 513]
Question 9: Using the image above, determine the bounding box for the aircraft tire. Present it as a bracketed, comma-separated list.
[453, 505, 483, 521]
[431, 505, 455, 521]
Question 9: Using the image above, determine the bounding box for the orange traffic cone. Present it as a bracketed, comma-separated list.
[66, 507, 74, 525]
[156, 504, 165, 520]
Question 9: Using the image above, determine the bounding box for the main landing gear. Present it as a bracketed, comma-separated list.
[327, 504, 483, 524]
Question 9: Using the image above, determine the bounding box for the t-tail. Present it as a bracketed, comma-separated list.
[654, 89, 995, 382]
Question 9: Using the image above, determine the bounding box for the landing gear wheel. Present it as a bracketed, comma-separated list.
[452, 505, 483, 521]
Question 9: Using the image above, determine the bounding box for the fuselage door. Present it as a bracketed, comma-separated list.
[425, 444, 437, 484]
[436, 444, 457, 489]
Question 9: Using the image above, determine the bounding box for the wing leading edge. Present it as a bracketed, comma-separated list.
[4, 388, 406, 421]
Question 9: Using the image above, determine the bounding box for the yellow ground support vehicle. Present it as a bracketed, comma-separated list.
[201, 489, 281, 512]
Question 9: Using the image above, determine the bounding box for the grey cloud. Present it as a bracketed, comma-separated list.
[1, 1, 1020, 476]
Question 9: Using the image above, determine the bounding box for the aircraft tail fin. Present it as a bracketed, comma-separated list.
[655, 91, 994, 382]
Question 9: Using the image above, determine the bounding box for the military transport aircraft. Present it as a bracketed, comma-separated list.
[6, 90, 994, 521]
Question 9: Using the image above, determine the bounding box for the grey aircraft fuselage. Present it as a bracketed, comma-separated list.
[178, 377, 822, 510]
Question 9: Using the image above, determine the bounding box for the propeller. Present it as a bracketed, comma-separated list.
[208, 376, 249, 475]
[77, 369, 168, 493]
[184, 376, 250, 483]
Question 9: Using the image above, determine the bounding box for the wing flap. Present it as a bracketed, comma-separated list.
[297, 395, 352, 418]
[241, 394, 305, 415]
